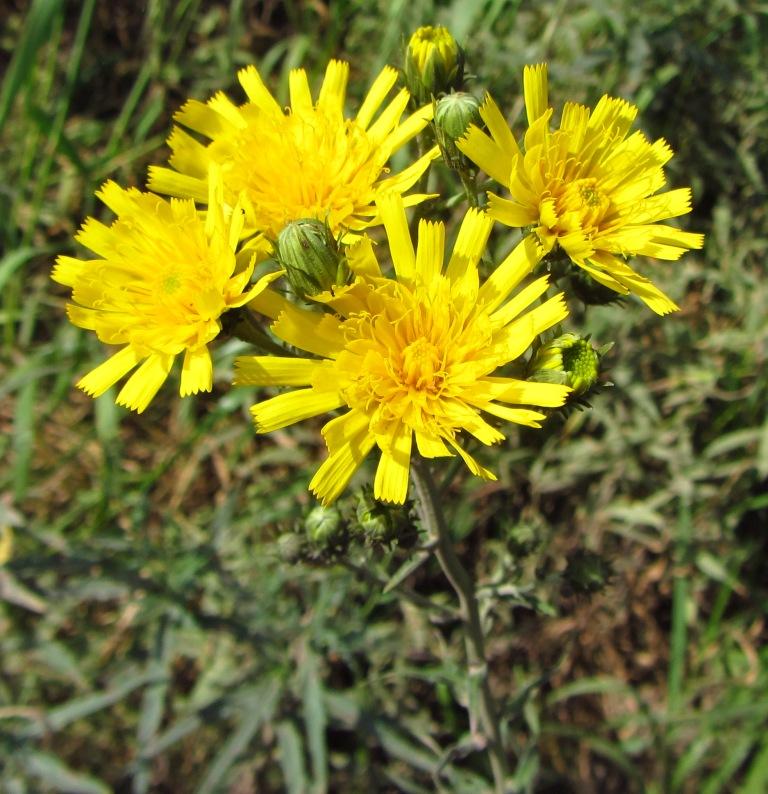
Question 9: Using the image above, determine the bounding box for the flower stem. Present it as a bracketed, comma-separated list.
[410, 456, 508, 792]
[459, 168, 480, 208]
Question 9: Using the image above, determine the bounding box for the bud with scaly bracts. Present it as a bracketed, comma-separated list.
[434, 92, 481, 171]
[276, 219, 349, 300]
[528, 333, 602, 397]
[404, 26, 463, 106]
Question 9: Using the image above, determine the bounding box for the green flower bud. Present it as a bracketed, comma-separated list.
[276, 532, 305, 563]
[355, 494, 392, 542]
[276, 219, 349, 300]
[528, 333, 600, 396]
[435, 92, 481, 141]
[404, 26, 463, 105]
[434, 92, 481, 169]
[305, 504, 342, 546]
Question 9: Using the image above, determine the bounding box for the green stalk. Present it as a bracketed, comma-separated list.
[410, 455, 508, 793]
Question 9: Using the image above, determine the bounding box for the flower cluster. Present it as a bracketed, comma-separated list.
[55, 30, 702, 504]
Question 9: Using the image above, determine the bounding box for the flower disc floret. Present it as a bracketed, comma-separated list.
[52, 168, 280, 413]
[458, 63, 704, 314]
[235, 194, 571, 505]
[149, 60, 439, 241]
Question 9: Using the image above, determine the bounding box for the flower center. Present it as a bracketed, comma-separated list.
[161, 272, 181, 294]
[399, 336, 443, 391]
[555, 177, 611, 236]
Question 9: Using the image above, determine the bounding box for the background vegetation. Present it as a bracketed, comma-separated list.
[1, 0, 766, 791]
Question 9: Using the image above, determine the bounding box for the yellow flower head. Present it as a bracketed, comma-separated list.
[235, 194, 570, 505]
[407, 25, 460, 78]
[52, 167, 281, 413]
[458, 63, 704, 314]
[404, 26, 462, 103]
[148, 60, 439, 242]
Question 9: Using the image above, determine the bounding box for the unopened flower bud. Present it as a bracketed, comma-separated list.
[305, 504, 342, 546]
[276, 219, 349, 299]
[277, 532, 304, 563]
[404, 26, 463, 105]
[356, 494, 391, 542]
[434, 92, 481, 169]
[528, 333, 600, 396]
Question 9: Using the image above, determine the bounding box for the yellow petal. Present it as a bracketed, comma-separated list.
[479, 94, 520, 160]
[380, 100, 433, 153]
[174, 99, 229, 138]
[447, 438, 497, 480]
[238, 65, 283, 115]
[490, 275, 551, 327]
[356, 66, 398, 129]
[77, 346, 143, 398]
[116, 352, 174, 413]
[147, 166, 207, 202]
[317, 60, 349, 115]
[477, 234, 543, 312]
[415, 431, 451, 459]
[374, 422, 412, 504]
[366, 87, 409, 146]
[310, 417, 376, 505]
[445, 209, 494, 283]
[481, 403, 547, 427]
[251, 388, 343, 433]
[288, 68, 313, 112]
[321, 408, 371, 454]
[377, 193, 415, 286]
[482, 378, 570, 407]
[234, 356, 318, 386]
[524, 63, 549, 125]
[375, 146, 439, 196]
[248, 286, 294, 320]
[487, 193, 538, 228]
[52, 255, 89, 287]
[180, 346, 213, 396]
[347, 236, 381, 278]
[271, 303, 346, 358]
[457, 123, 512, 185]
[167, 127, 209, 179]
[415, 220, 445, 283]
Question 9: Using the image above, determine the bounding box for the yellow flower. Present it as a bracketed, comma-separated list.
[52, 167, 281, 413]
[458, 63, 704, 314]
[148, 60, 438, 242]
[404, 25, 462, 103]
[235, 194, 570, 505]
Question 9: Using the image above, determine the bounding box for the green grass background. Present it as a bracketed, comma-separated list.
[1, 0, 766, 791]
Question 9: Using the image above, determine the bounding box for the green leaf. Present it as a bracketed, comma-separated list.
[301, 653, 328, 794]
[0, 0, 64, 133]
[22, 751, 110, 794]
[277, 720, 308, 794]
[196, 684, 280, 794]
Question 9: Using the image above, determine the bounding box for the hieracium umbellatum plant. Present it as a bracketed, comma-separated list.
[53, 24, 703, 791]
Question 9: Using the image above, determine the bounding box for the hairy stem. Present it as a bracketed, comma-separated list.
[410, 456, 508, 792]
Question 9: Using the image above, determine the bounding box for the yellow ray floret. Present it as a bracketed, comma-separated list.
[458, 63, 704, 315]
[52, 167, 281, 413]
[235, 194, 570, 506]
[148, 60, 439, 242]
